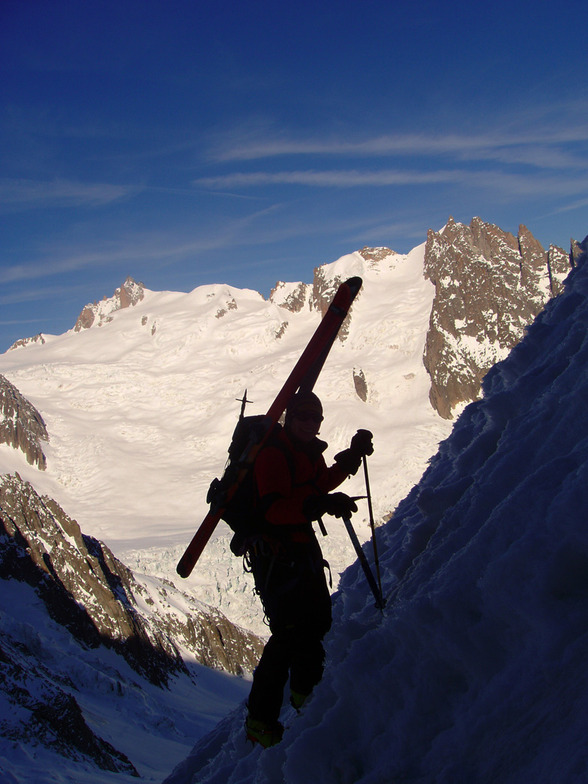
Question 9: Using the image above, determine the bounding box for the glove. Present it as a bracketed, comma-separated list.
[304, 492, 358, 521]
[334, 429, 374, 476]
[350, 429, 374, 456]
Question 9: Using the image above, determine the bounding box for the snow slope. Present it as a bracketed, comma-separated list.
[0, 571, 251, 784]
[163, 241, 588, 783]
[0, 246, 451, 636]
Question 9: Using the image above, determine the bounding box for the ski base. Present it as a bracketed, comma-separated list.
[176, 276, 362, 578]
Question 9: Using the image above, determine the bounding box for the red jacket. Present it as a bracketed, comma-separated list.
[254, 428, 347, 543]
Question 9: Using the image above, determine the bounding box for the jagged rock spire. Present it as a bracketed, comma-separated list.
[422, 217, 571, 418]
[0, 374, 48, 469]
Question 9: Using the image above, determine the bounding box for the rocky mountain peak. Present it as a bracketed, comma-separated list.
[571, 234, 588, 266]
[358, 246, 397, 265]
[0, 374, 48, 469]
[423, 217, 571, 418]
[8, 332, 47, 351]
[74, 276, 146, 332]
[269, 280, 311, 313]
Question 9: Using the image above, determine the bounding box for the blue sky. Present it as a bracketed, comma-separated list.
[1, 0, 587, 352]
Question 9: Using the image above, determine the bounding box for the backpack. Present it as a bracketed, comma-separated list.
[206, 415, 293, 556]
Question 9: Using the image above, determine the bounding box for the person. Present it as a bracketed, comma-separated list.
[244, 390, 373, 747]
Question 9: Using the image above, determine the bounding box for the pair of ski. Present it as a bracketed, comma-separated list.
[176, 276, 385, 611]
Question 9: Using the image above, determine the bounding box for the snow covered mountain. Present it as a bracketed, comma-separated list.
[0, 231, 439, 637]
[0, 472, 263, 676]
[0, 217, 578, 782]
[0, 469, 263, 781]
[163, 233, 588, 783]
[0, 218, 568, 639]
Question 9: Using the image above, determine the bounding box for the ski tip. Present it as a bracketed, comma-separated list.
[331, 277, 362, 313]
[176, 558, 192, 578]
[344, 276, 363, 296]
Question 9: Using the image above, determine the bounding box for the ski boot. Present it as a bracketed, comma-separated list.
[290, 689, 310, 713]
[245, 715, 284, 748]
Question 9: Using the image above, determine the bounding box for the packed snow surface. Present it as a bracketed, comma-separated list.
[163, 249, 588, 782]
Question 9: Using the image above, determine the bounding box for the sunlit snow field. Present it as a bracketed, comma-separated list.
[0, 247, 451, 636]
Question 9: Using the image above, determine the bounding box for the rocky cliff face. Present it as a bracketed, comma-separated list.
[276, 246, 394, 341]
[0, 373, 48, 469]
[0, 616, 140, 777]
[8, 332, 47, 350]
[269, 280, 311, 313]
[0, 473, 263, 682]
[74, 276, 146, 331]
[422, 217, 571, 418]
[0, 470, 264, 771]
[571, 236, 587, 266]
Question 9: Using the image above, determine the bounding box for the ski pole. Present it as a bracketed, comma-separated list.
[363, 455, 383, 600]
[342, 516, 386, 611]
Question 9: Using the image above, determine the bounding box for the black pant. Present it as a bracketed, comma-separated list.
[247, 539, 332, 724]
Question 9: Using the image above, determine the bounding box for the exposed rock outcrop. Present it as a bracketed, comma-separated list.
[358, 246, 399, 265]
[269, 281, 311, 313]
[9, 332, 47, 350]
[0, 473, 263, 681]
[74, 276, 145, 332]
[0, 374, 48, 469]
[353, 368, 368, 402]
[0, 641, 140, 777]
[571, 235, 588, 267]
[215, 297, 238, 319]
[310, 262, 356, 318]
[0, 470, 264, 774]
[307, 247, 395, 341]
[422, 217, 571, 418]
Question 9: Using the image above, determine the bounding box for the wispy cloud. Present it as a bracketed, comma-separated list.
[197, 110, 588, 197]
[210, 126, 588, 167]
[0, 178, 139, 211]
[0, 253, 112, 285]
[194, 169, 466, 189]
[0, 283, 88, 306]
[548, 197, 588, 216]
[193, 167, 586, 197]
[0, 242, 177, 286]
[0, 236, 179, 285]
[0, 318, 50, 326]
